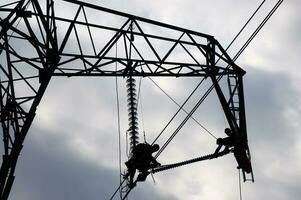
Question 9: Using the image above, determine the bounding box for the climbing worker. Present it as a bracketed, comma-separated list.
[0, 99, 15, 122]
[125, 143, 161, 188]
[215, 128, 252, 173]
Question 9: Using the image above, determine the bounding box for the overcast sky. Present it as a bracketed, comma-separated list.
[1, 0, 301, 200]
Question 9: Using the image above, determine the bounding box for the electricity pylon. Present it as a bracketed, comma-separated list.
[0, 0, 253, 199]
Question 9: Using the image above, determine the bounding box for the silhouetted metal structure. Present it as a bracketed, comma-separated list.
[0, 0, 253, 199]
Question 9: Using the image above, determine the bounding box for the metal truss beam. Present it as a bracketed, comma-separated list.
[0, 0, 245, 77]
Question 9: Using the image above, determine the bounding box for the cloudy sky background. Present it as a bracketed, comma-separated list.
[1, 0, 300, 199]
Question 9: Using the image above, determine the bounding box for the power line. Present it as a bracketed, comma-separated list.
[226, 0, 266, 52]
[148, 77, 217, 139]
[151, 77, 206, 145]
[109, 178, 128, 200]
[232, 0, 284, 62]
[149, 0, 270, 150]
[153, 0, 284, 159]
[155, 78, 215, 158]
[114, 42, 123, 199]
[108, 1, 285, 199]
[238, 169, 243, 200]
[137, 77, 146, 142]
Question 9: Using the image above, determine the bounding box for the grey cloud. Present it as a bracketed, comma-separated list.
[242, 67, 301, 200]
[245, 67, 299, 146]
[10, 126, 178, 200]
[246, 169, 301, 200]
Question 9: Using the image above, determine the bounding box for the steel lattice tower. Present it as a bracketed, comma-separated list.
[0, 0, 253, 199]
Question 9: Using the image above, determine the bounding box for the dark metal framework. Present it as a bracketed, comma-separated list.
[0, 0, 253, 199]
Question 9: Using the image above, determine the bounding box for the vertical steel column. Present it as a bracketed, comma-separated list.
[206, 38, 239, 135]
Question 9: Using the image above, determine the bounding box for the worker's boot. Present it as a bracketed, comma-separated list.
[128, 181, 136, 189]
[136, 172, 148, 182]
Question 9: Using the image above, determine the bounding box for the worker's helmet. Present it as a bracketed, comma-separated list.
[151, 144, 160, 152]
[224, 128, 233, 136]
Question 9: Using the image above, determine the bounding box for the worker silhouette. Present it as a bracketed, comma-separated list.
[0, 99, 15, 122]
[215, 128, 252, 173]
[125, 143, 161, 188]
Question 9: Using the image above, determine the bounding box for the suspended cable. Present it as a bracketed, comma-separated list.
[108, 173, 136, 200]
[149, 77, 217, 140]
[154, 72, 227, 158]
[227, 0, 266, 51]
[125, 130, 129, 158]
[137, 77, 146, 142]
[148, 0, 269, 147]
[110, 1, 284, 198]
[232, 0, 284, 62]
[108, 178, 128, 200]
[154, 78, 215, 158]
[154, 0, 284, 158]
[151, 77, 205, 145]
[238, 169, 243, 200]
[121, 181, 137, 200]
[218, 0, 266, 62]
[136, 77, 142, 103]
[114, 42, 123, 199]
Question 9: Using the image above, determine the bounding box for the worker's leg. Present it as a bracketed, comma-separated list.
[136, 169, 149, 182]
[128, 169, 136, 188]
[234, 148, 252, 173]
